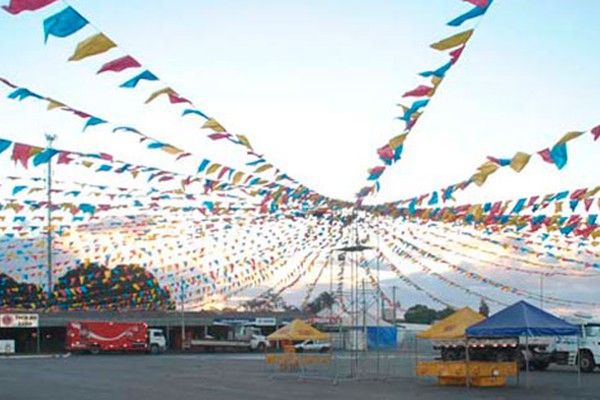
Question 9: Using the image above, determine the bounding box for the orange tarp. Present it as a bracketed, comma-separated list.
[267, 319, 329, 341]
[416, 307, 484, 340]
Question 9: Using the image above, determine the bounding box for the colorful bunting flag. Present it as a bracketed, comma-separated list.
[2, 0, 56, 15]
[97, 56, 141, 74]
[120, 70, 158, 88]
[69, 33, 116, 62]
[448, 2, 490, 27]
[43, 7, 88, 43]
[430, 29, 474, 51]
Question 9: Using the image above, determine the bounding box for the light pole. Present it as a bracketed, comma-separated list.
[392, 286, 397, 324]
[180, 276, 186, 351]
[45, 133, 57, 306]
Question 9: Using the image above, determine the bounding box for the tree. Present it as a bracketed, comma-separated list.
[0, 273, 44, 310]
[241, 290, 292, 312]
[479, 299, 490, 317]
[52, 263, 174, 311]
[404, 305, 458, 324]
[303, 291, 336, 315]
[436, 306, 456, 320]
[404, 304, 439, 324]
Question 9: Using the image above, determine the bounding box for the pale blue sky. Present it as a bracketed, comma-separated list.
[1, 0, 599, 205]
[1, 0, 600, 313]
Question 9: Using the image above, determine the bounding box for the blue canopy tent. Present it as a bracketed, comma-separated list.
[466, 301, 579, 337]
[466, 301, 580, 387]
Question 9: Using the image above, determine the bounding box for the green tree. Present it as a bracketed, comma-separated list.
[404, 304, 439, 324]
[303, 291, 336, 315]
[436, 306, 456, 320]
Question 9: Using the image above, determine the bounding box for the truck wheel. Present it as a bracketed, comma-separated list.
[256, 343, 266, 352]
[579, 351, 595, 373]
[89, 346, 100, 355]
[534, 361, 550, 371]
[150, 344, 160, 355]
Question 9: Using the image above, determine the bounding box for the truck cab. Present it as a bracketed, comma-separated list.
[148, 329, 167, 354]
[237, 326, 269, 351]
[554, 323, 600, 372]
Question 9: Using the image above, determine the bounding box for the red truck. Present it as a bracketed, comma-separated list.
[66, 321, 167, 355]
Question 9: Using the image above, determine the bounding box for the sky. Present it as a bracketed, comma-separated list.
[1, 0, 599, 204]
[0, 0, 599, 315]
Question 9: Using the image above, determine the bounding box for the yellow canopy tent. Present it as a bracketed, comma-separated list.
[417, 307, 484, 340]
[267, 319, 329, 341]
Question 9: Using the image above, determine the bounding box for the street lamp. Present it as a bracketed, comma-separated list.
[45, 133, 57, 305]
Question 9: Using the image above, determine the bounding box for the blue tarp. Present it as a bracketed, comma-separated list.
[466, 301, 579, 337]
[367, 327, 397, 350]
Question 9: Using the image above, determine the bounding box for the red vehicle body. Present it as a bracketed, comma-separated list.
[66, 321, 150, 354]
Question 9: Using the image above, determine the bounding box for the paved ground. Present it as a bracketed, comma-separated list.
[0, 353, 598, 400]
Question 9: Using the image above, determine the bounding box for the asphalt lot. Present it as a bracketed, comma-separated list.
[0, 353, 599, 400]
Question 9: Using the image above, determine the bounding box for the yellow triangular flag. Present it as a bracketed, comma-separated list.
[555, 201, 563, 213]
[556, 131, 585, 146]
[509, 152, 531, 172]
[431, 76, 443, 88]
[46, 98, 65, 110]
[145, 87, 175, 104]
[206, 163, 221, 174]
[477, 161, 500, 175]
[430, 30, 474, 51]
[254, 164, 273, 174]
[388, 133, 408, 149]
[202, 118, 226, 132]
[471, 171, 490, 186]
[236, 134, 252, 149]
[160, 145, 182, 155]
[69, 33, 116, 62]
[232, 171, 244, 185]
[428, 76, 444, 96]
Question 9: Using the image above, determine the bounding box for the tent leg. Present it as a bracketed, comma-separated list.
[414, 336, 419, 381]
[577, 335, 581, 387]
[465, 339, 470, 389]
[525, 335, 529, 389]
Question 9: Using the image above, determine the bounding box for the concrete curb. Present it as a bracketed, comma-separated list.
[0, 353, 71, 360]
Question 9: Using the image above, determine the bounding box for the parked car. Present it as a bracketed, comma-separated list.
[294, 340, 331, 353]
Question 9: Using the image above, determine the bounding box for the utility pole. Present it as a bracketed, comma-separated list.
[45, 133, 56, 306]
[180, 276, 186, 351]
[392, 286, 397, 325]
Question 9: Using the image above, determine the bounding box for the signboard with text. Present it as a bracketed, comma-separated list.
[0, 313, 39, 328]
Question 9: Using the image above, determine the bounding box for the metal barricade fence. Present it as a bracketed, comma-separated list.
[264, 334, 438, 383]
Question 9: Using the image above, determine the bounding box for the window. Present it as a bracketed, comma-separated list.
[585, 325, 600, 338]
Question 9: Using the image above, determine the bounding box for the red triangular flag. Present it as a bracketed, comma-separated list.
[402, 85, 432, 98]
[97, 56, 141, 74]
[537, 148, 553, 164]
[450, 45, 465, 64]
[591, 125, 600, 141]
[2, 0, 56, 15]
[168, 93, 191, 104]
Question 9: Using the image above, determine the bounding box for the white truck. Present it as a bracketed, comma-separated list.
[188, 325, 269, 352]
[552, 322, 600, 372]
[294, 339, 331, 353]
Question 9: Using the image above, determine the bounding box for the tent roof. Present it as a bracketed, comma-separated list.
[338, 312, 394, 328]
[466, 301, 579, 337]
[313, 308, 394, 328]
[267, 319, 329, 341]
[417, 307, 484, 340]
